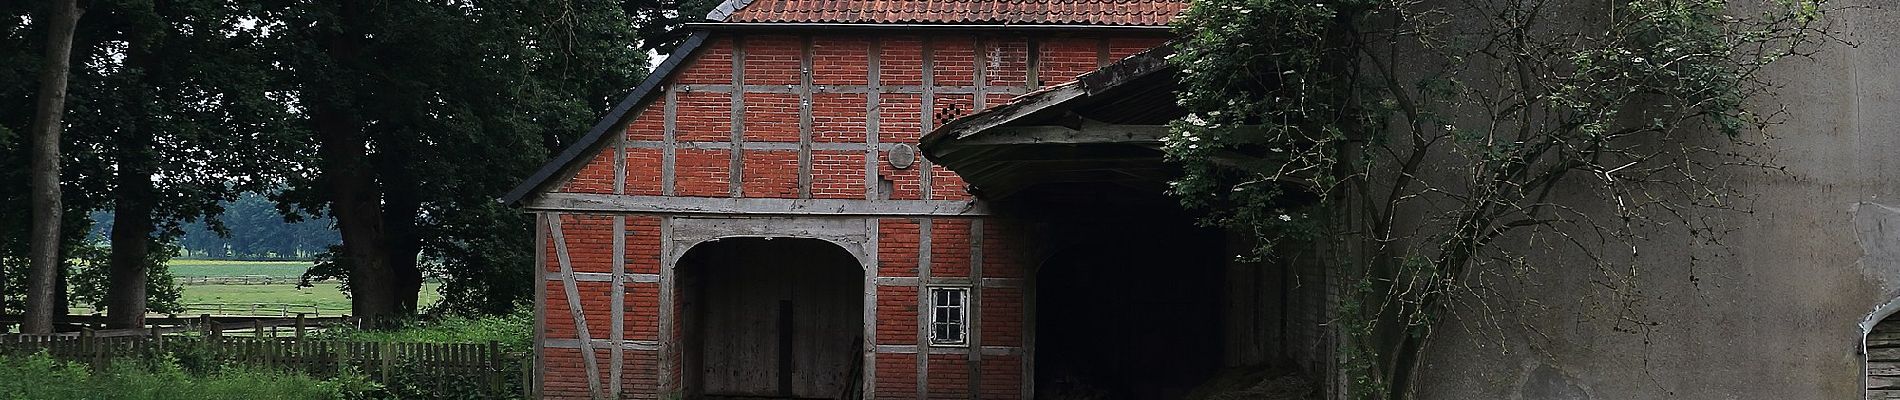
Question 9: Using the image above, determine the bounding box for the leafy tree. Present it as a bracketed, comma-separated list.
[21, 0, 83, 334]
[0, 1, 104, 325]
[1166, 0, 1826, 398]
[624, 0, 722, 52]
[5, 0, 305, 327]
[96, 193, 341, 260]
[62, 0, 303, 328]
[261, 0, 649, 322]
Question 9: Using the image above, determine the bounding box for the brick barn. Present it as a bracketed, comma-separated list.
[504, 1, 1337, 398]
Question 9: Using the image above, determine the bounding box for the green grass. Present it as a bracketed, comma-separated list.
[175, 283, 442, 315]
[161, 259, 442, 316]
[167, 259, 313, 278]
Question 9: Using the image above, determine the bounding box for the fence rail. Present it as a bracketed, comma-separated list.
[1, 313, 353, 337]
[177, 275, 298, 285]
[0, 333, 532, 398]
[178, 303, 333, 317]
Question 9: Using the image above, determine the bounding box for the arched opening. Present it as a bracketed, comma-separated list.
[676, 237, 863, 400]
[1034, 215, 1226, 399]
[1870, 301, 1900, 398]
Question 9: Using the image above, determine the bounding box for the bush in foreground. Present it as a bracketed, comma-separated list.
[0, 352, 375, 399]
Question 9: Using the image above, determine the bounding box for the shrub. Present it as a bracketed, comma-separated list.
[320, 311, 532, 353]
[0, 352, 375, 399]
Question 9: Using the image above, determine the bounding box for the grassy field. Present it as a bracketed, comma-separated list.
[164, 259, 440, 316]
[167, 259, 312, 278]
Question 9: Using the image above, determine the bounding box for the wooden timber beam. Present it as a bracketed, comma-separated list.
[523, 193, 990, 216]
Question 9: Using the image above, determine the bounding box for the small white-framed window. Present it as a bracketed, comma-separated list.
[929, 286, 970, 346]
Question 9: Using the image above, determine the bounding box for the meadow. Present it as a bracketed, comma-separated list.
[163, 259, 440, 317]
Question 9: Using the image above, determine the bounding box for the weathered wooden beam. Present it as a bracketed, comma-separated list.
[871, 345, 1021, 356]
[542, 272, 660, 283]
[545, 338, 660, 351]
[730, 35, 747, 197]
[612, 215, 626, 395]
[862, 218, 880, 400]
[865, 38, 884, 203]
[924, 83, 1086, 147]
[963, 122, 1169, 146]
[525, 193, 989, 216]
[547, 215, 605, 397]
[874, 277, 1023, 288]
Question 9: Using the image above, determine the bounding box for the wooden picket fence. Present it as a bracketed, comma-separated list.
[0, 333, 533, 398]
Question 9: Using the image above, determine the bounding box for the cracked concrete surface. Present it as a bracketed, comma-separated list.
[1411, 3, 1900, 399]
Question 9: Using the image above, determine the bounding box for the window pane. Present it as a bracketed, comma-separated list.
[927, 287, 969, 345]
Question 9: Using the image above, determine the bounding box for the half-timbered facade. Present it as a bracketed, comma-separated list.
[505, 1, 1200, 398]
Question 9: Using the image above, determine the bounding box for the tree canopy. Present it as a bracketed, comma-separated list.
[1, 0, 664, 325]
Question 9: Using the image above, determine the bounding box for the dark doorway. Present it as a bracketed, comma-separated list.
[676, 237, 864, 400]
[1035, 215, 1225, 399]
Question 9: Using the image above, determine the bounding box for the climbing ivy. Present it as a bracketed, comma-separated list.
[1167, 0, 1827, 398]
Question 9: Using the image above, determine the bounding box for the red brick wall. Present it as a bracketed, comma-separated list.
[536, 29, 1168, 399]
[549, 31, 1168, 202]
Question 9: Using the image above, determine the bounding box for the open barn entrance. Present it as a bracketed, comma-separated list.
[675, 237, 863, 400]
[922, 46, 1329, 398]
[1032, 202, 1227, 399]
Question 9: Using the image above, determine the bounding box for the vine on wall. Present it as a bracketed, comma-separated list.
[1166, 0, 1828, 398]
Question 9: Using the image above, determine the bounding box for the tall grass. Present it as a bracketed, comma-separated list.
[319, 312, 532, 353]
[0, 352, 375, 399]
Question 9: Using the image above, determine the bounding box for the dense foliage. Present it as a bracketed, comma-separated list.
[2, 0, 663, 322]
[262, 0, 651, 320]
[1168, 0, 1825, 398]
[93, 194, 342, 260]
[0, 352, 373, 399]
[319, 312, 534, 354]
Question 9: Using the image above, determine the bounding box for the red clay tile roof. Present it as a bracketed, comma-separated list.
[711, 0, 1189, 26]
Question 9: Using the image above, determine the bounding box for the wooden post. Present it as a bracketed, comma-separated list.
[80, 329, 99, 370]
[521, 355, 535, 399]
[295, 313, 307, 340]
[253, 320, 264, 338]
[487, 340, 502, 395]
[379, 341, 394, 382]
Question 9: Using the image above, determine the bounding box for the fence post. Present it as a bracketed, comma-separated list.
[521, 355, 534, 399]
[295, 314, 307, 340]
[486, 340, 502, 395]
[380, 341, 394, 382]
[80, 329, 99, 370]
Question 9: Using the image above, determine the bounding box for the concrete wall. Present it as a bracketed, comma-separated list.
[1415, 3, 1900, 399]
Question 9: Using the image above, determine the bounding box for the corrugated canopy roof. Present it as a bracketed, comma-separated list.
[709, 0, 1189, 26]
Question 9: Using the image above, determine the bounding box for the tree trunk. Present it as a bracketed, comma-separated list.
[379, 158, 424, 315]
[24, 0, 83, 334]
[105, 126, 157, 329]
[314, 104, 403, 327]
[307, 2, 409, 328]
[104, 15, 161, 329]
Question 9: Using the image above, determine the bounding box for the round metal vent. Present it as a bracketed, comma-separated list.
[888, 144, 917, 170]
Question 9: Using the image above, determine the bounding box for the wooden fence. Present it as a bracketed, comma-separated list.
[2, 313, 354, 337]
[177, 275, 298, 285]
[177, 303, 333, 317]
[0, 333, 532, 398]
